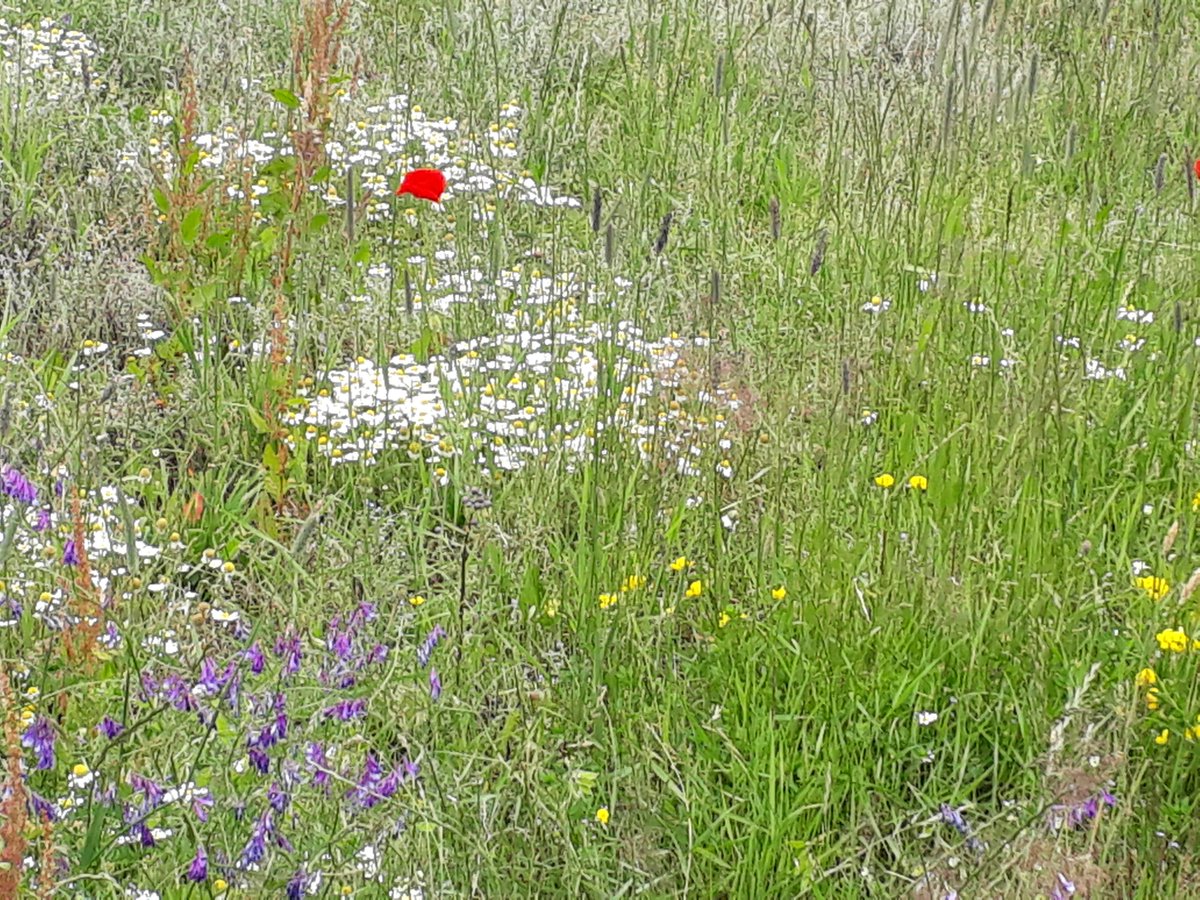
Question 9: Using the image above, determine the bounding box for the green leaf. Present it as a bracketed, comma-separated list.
[204, 230, 232, 250]
[80, 805, 109, 871]
[519, 561, 543, 614]
[307, 212, 330, 233]
[180, 207, 204, 246]
[151, 186, 170, 215]
[270, 88, 301, 110]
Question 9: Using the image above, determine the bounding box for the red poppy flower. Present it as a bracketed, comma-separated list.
[396, 168, 446, 203]
[1194, 158, 1200, 180]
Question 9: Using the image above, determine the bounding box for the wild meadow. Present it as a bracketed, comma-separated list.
[1, 0, 1199, 896]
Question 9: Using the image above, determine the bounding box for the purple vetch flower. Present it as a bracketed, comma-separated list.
[939, 803, 985, 854]
[62, 538, 80, 566]
[329, 629, 353, 660]
[1050, 872, 1076, 900]
[286, 867, 307, 900]
[417, 624, 446, 668]
[187, 844, 208, 882]
[240, 809, 274, 867]
[34, 507, 50, 532]
[248, 748, 270, 775]
[244, 642, 265, 674]
[274, 629, 303, 675]
[97, 716, 125, 740]
[346, 752, 388, 809]
[28, 791, 56, 822]
[159, 673, 197, 712]
[1, 464, 37, 504]
[307, 742, 331, 789]
[130, 773, 164, 810]
[323, 698, 367, 721]
[21, 716, 56, 770]
[367, 643, 388, 665]
[1057, 788, 1117, 831]
[195, 657, 223, 695]
[430, 667, 441, 701]
[192, 791, 214, 823]
[268, 781, 290, 813]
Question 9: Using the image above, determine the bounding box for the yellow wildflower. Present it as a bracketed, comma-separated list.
[1156, 628, 1189, 653]
[599, 593, 618, 609]
[908, 474, 928, 491]
[214, 880, 228, 892]
[771, 586, 787, 600]
[1135, 575, 1170, 601]
[685, 580, 703, 598]
[408, 595, 427, 607]
[718, 611, 731, 628]
[1156, 729, 1170, 745]
[874, 473, 895, 488]
[669, 556, 691, 572]
[595, 807, 610, 825]
[1147, 688, 1160, 710]
[1193, 489, 1200, 512]
[621, 574, 646, 592]
[1135, 667, 1157, 688]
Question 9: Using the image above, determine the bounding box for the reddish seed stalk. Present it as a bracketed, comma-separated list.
[0, 670, 28, 897]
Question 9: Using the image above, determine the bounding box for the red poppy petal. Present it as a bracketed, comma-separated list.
[396, 168, 446, 203]
[1194, 158, 1200, 180]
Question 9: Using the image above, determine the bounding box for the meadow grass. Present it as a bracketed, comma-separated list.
[2, 0, 1200, 896]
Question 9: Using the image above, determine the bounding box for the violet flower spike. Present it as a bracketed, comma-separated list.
[430, 667, 441, 701]
[97, 716, 124, 740]
[1, 464, 37, 504]
[187, 844, 208, 882]
[21, 716, 56, 770]
[323, 698, 367, 721]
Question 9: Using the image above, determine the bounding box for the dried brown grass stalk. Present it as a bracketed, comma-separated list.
[1163, 519, 1180, 556]
[0, 670, 29, 897]
[291, 0, 352, 179]
[1181, 568, 1200, 603]
[36, 812, 55, 899]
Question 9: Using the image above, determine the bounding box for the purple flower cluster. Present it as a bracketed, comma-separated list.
[346, 750, 418, 810]
[1048, 789, 1116, 832]
[323, 698, 367, 721]
[21, 716, 56, 770]
[274, 629, 303, 676]
[417, 624, 446, 668]
[320, 601, 388, 690]
[939, 803, 985, 855]
[1, 464, 37, 505]
[96, 716, 125, 740]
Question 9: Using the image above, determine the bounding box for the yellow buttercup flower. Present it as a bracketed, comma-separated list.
[1156, 628, 1189, 653]
[1156, 729, 1170, 745]
[685, 580, 703, 598]
[718, 611, 731, 628]
[595, 807, 610, 825]
[771, 586, 787, 600]
[599, 593, 618, 609]
[669, 556, 691, 572]
[408, 595, 427, 607]
[1135, 575, 1170, 601]
[874, 473, 895, 488]
[908, 474, 928, 491]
